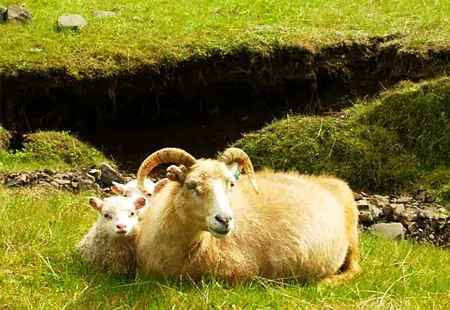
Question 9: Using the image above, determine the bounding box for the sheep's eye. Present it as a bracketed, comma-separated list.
[230, 182, 235, 187]
[146, 193, 152, 197]
[186, 182, 197, 191]
[130, 212, 135, 217]
[104, 214, 111, 219]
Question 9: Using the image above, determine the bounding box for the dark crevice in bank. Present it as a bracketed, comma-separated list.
[1, 37, 449, 171]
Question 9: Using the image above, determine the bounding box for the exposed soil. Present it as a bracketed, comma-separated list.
[1, 36, 449, 172]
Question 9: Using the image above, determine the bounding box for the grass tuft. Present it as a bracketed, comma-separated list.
[234, 77, 450, 199]
[0, 131, 110, 171]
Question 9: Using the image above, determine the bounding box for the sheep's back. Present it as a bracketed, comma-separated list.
[230, 171, 349, 280]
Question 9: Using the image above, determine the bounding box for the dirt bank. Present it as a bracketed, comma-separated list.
[1, 37, 449, 171]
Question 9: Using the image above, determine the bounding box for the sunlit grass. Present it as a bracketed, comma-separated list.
[0, 0, 449, 76]
[1, 186, 450, 308]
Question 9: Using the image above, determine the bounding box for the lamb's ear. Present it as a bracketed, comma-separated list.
[228, 162, 243, 182]
[133, 197, 147, 210]
[111, 181, 125, 195]
[154, 178, 169, 194]
[166, 164, 187, 183]
[88, 197, 104, 212]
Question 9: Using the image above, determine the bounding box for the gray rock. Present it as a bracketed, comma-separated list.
[57, 14, 87, 31]
[92, 10, 116, 18]
[353, 192, 363, 201]
[88, 169, 102, 181]
[0, 7, 5, 22]
[55, 179, 71, 186]
[395, 196, 413, 203]
[43, 168, 56, 176]
[98, 162, 124, 186]
[371, 205, 383, 221]
[418, 209, 436, 220]
[371, 223, 406, 241]
[392, 203, 406, 220]
[359, 210, 374, 225]
[356, 200, 370, 211]
[6, 5, 32, 24]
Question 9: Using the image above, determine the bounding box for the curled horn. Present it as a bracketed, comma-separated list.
[219, 147, 259, 194]
[137, 148, 197, 192]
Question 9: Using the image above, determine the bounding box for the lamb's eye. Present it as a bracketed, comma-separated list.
[130, 212, 135, 217]
[104, 214, 111, 219]
[230, 182, 235, 187]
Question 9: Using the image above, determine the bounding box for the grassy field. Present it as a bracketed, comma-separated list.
[1, 186, 450, 309]
[0, 0, 449, 76]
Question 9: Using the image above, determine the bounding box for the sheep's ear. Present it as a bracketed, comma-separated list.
[166, 164, 187, 183]
[154, 178, 169, 194]
[228, 163, 243, 182]
[111, 181, 125, 195]
[134, 197, 147, 210]
[88, 197, 104, 212]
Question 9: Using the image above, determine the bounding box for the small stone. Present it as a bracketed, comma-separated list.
[92, 10, 116, 18]
[417, 209, 436, 220]
[43, 168, 56, 176]
[57, 14, 87, 31]
[392, 204, 405, 220]
[359, 210, 374, 225]
[371, 205, 383, 221]
[424, 194, 436, 203]
[88, 169, 102, 181]
[395, 196, 413, 203]
[55, 179, 71, 185]
[371, 223, 406, 241]
[356, 200, 370, 211]
[98, 162, 124, 186]
[6, 5, 32, 24]
[398, 210, 416, 226]
[71, 181, 78, 188]
[353, 192, 363, 201]
[50, 181, 60, 187]
[372, 195, 389, 205]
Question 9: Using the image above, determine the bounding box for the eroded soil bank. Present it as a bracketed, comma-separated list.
[1, 37, 449, 171]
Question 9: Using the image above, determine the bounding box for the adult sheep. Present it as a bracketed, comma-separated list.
[135, 147, 361, 284]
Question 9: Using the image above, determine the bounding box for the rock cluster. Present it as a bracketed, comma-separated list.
[0, 5, 116, 30]
[0, 163, 153, 196]
[356, 192, 450, 246]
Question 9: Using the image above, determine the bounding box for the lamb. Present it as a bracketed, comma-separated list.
[111, 178, 169, 217]
[77, 195, 146, 274]
[135, 147, 361, 285]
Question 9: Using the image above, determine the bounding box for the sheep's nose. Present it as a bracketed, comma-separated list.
[215, 214, 232, 226]
[116, 224, 126, 229]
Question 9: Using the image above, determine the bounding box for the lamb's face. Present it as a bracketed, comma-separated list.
[182, 160, 237, 238]
[88, 196, 146, 237]
[112, 179, 155, 199]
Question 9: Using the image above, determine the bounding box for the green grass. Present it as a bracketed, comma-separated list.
[0, 130, 110, 171]
[234, 77, 450, 200]
[0, 0, 449, 77]
[1, 186, 450, 309]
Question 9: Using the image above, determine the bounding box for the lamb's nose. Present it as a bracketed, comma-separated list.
[116, 224, 126, 229]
